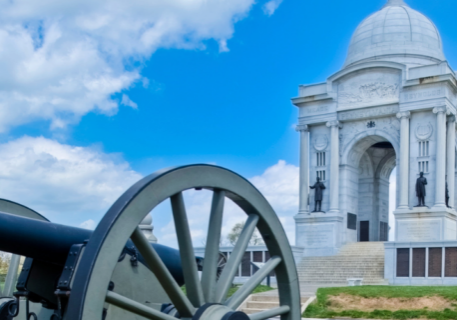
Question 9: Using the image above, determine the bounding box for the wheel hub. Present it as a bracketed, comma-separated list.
[191, 304, 249, 320]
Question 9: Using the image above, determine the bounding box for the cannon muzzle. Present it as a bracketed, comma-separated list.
[0, 211, 92, 265]
[0, 211, 186, 284]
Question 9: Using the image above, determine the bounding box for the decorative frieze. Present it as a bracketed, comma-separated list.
[339, 105, 399, 121]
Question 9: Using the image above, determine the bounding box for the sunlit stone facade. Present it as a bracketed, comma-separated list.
[294, 0, 457, 257]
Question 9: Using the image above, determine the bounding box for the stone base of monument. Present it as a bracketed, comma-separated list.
[294, 213, 344, 256]
[393, 207, 457, 242]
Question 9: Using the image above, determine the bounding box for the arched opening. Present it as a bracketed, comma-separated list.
[343, 134, 397, 242]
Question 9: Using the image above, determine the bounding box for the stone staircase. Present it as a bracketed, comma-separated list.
[298, 242, 388, 285]
[239, 293, 311, 315]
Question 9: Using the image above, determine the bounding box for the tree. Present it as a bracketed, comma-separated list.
[0, 251, 11, 274]
[227, 221, 264, 246]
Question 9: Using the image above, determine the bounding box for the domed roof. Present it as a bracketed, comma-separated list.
[344, 0, 445, 67]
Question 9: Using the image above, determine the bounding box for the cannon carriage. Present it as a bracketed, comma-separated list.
[0, 165, 300, 320]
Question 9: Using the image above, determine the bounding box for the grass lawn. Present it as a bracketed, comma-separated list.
[304, 286, 457, 320]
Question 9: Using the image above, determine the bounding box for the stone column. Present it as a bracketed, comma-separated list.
[446, 116, 456, 208]
[433, 106, 449, 209]
[326, 121, 342, 214]
[296, 124, 310, 214]
[396, 112, 411, 210]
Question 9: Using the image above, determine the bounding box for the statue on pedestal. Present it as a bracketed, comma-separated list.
[310, 177, 326, 212]
[415, 172, 427, 207]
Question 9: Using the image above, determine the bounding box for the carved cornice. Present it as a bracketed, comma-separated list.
[433, 106, 451, 115]
[396, 111, 411, 120]
[295, 124, 309, 132]
[326, 120, 343, 129]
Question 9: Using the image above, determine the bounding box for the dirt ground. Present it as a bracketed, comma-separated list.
[328, 294, 455, 312]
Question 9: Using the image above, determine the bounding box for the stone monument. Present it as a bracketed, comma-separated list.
[294, 0, 457, 257]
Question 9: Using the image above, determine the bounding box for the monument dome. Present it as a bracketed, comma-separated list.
[344, 0, 445, 67]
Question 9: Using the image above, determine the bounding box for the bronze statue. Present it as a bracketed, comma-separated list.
[310, 177, 326, 212]
[415, 172, 427, 207]
[446, 181, 450, 208]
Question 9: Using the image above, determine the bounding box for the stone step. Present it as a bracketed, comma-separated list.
[246, 301, 279, 309]
[250, 295, 279, 302]
[298, 269, 383, 274]
[298, 265, 384, 269]
[249, 295, 310, 304]
[300, 258, 384, 260]
[300, 281, 389, 287]
[300, 254, 384, 262]
[300, 276, 383, 278]
[297, 242, 385, 284]
[241, 308, 264, 315]
[299, 270, 383, 273]
[298, 273, 383, 276]
[300, 279, 388, 285]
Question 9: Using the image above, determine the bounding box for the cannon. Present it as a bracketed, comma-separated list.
[0, 165, 300, 320]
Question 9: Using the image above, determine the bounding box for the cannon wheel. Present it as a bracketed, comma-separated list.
[67, 165, 301, 320]
[0, 199, 48, 297]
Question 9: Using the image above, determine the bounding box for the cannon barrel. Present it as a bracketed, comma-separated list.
[0, 211, 185, 284]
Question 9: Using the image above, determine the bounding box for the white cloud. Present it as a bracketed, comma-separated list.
[155, 160, 299, 248]
[0, 144, 297, 247]
[80, 219, 96, 230]
[0, 0, 255, 132]
[0, 136, 142, 224]
[121, 94, 138, 109]
[263, 0, 283, 16]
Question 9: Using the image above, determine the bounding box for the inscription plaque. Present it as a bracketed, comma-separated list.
[412, 248, 426, 277]
[397, 248, 410, 277]
[404, 89, 442, 102]
[338, 105, 399, 121]
[360, 221, 369, 242]
[428, 248, 442, 277]
[445, 247, 457, 277]
[303, 224, 334, 247]
[347, 213, 357, 230]
[397, 220, 441, 242]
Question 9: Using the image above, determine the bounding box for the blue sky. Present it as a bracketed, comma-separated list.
[10, 0, 457, 176]
[0, 0, 455, 245]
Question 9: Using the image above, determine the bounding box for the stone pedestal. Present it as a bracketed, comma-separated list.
[394, 208, 457, 242]
[294, 213, 343, 256]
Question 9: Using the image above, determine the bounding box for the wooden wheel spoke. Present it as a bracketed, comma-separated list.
[170, 192, 205, 307]
[224, 256, 281, 310]
[248, 306, 290, 320]
[214, 214, 259, 303]
[106, 291, 176, 320]
[201, 190, 225, 302]
[131, 228, 195, 317]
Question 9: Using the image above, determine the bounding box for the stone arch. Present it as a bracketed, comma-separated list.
[342, 129, 400, 167]
[359, 152, 374, 178]
[375, 150, 397, 179]
[341, 131, 397, 242]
